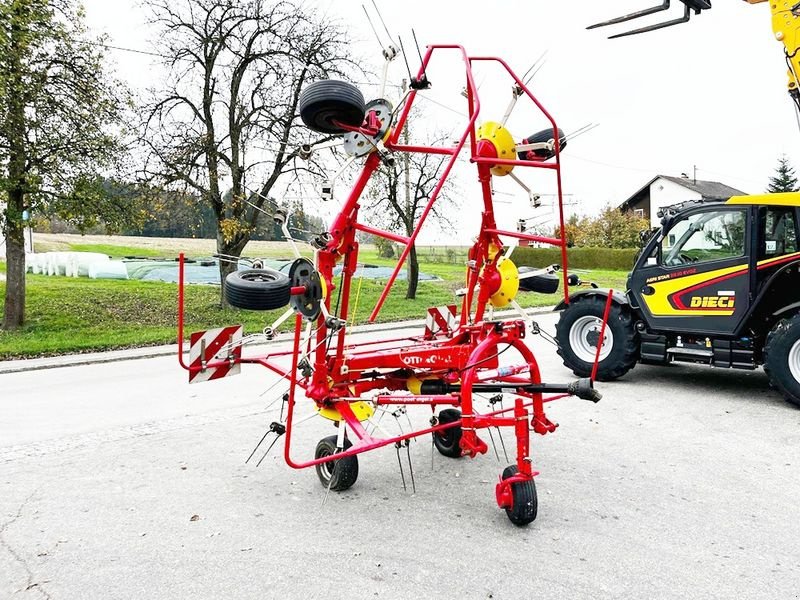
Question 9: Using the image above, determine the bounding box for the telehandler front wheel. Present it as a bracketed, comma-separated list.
[764, 313, 800, 408]
[555, 295, 639, 381]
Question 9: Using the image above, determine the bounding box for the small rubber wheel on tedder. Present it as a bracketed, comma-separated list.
[501, 465, 538, 526]
[764, 312, 800, 407]
[433, 408, 463, 458]
[314, 435, 359, 492]
[298, 80, 366, 135]
[516, 127, 567, 161]
[517, 267, 560, 294]
[555, 295, 639, 381]
[224, 269, 291, 311]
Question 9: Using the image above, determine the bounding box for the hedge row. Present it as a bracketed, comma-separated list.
[511, 246, 639, 270]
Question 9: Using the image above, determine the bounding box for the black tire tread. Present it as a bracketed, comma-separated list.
[555, 295, 639, 381]
[517, 127, 567, 160]
[224, 269, 291, 311]
[518, 268, 559, 294]
[433, 408, 463, 458]
[298, 80, 365, 134]
[764, 312, 800, 407]
[502, 465, 538, 526]
[314, 435, 359, 492]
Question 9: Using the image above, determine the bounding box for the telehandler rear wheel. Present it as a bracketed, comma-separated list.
[555, 295, 639, 381]
[764, 313, 800, 408]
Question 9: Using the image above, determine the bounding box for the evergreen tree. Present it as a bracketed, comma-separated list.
[767, 155, 798, 193]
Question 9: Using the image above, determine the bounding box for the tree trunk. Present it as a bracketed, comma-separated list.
[406, 243, 419, 299]
[2, 189, 26, 330]
[3, 8, 27, 331]
[217, 233, 249, 308]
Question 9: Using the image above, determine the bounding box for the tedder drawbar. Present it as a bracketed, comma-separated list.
[177, 44, 609, 526]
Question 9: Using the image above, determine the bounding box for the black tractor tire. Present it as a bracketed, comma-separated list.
[314, 435, 359, 492]
[517, 127, 566, 161]
[298, 80, 366, 135]
[433, 408, 463, 458]
[518, 267, 559, 294]
[764, 313, 800, 407]
[555, 295, 639, 381]
[224, 268, 291, 311]
[501, 465, 538, 526]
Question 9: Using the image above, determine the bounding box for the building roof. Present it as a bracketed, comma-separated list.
[658, 175, 745, 198]
[618, 175, 747, 210]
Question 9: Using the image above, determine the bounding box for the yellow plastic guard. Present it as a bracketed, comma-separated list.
[317, 401, 375, 422]
[477, 121, 516, 176]
[489, 257, 520, 308]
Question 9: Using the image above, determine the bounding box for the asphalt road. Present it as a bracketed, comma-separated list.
[2, 313, 799, 600]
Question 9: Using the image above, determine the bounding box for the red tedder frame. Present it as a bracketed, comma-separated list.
[177, 45, 604, 526]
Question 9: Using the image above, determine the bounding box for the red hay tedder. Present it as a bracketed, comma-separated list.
[177, 44, 611, 526]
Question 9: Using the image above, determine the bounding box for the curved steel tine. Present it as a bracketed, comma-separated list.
[405, 441, 415, 494]
[608, 4, 691, 39]
[587, 1, 671, 30]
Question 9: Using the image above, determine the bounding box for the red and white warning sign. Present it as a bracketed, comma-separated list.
[424, 305, 458, 339]
[188, 325, 243, 383]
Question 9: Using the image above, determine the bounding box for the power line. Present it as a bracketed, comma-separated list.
[85, 39, 168, 59]
[694, 168, 762, 189]
[569, 153, 764, 189]
[567, 153, 657, 173]
[415, 93, 467, 118]
[351, 81, 404, 89]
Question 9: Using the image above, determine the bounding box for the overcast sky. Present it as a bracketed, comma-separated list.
[81, 0, 800, 241]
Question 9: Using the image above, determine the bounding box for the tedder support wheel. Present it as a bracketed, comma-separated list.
[298, 80, 366, 135]
[764, 313, 800, 408]
[224, 269, 291, 311]
[501, 465, 538, 526]
[433, 408, 463, 458]
[555, 295, 639, 381]
[517, 267, 560, 294]
[516, 127, 566, 161]
[314, 435, 359, 492]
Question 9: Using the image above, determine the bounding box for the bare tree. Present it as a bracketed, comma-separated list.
[140, 0, 356, 304]
[0, 0, 129, 330]
[366, 122, 456, 299]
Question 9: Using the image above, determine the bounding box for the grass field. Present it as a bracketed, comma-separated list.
[0, 236, 629, 359]
[65, 243, 167, 258]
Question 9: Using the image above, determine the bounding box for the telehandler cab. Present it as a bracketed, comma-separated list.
[555, 192, 800, 406]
